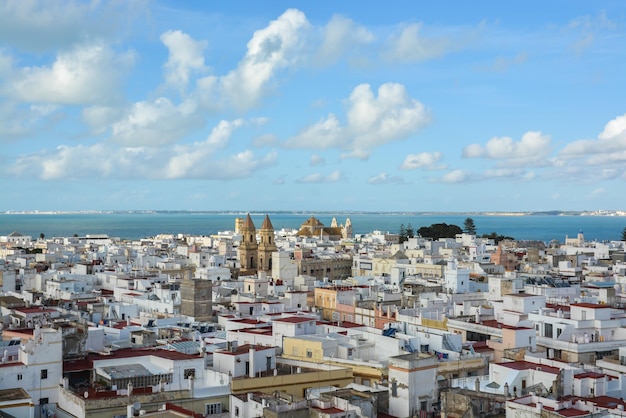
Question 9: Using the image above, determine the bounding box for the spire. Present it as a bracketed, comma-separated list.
[243, 213, 256, 230]
[260, 214, 274, 230]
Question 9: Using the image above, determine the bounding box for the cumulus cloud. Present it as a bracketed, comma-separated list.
[7, 119, 276, 180]
[296, 170, 343, 183]
[561, 113, 626, 158]
[220, 8, 309, 109]
[4, 43, 133, 105]
[462, 131, 551, 167]
[286, 83, 429, 159]
[555, 113, 626, 181]
[161, 30, 208, 91]
[367, 172, 405, 185]
[110, 98, 204, 147]
[205, 119, 244, 148]
[316, 14, 374, 65]
[400, 151, 445, 170]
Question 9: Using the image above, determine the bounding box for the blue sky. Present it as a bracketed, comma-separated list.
[1, 1, 625, 212]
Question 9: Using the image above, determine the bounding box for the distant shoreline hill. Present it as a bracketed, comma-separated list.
[2, 210, 625, 216]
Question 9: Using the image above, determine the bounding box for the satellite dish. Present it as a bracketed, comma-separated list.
[84, 392, 89, 398]
[133, 402, 141, 410]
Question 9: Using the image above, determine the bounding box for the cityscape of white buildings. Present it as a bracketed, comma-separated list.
[0, 215, 626, 418]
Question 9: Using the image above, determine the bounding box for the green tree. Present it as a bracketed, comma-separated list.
[481, 232, 515, 244]
[622, 227, 626, 241]
[39, 232, 45, 240]
[463, 218, 477, 235]
[418, 223, 463, 240]
[406, 223, 415, 239]
[398, 224, 407, 243]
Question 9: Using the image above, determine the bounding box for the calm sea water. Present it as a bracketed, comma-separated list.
[0, 213, 624, 243]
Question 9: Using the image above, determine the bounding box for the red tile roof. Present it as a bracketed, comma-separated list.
[574, 372, 605, 379]
[273, 316, 314, 324]
[571, 302, 609, 309]
[497, 360, 561, 374]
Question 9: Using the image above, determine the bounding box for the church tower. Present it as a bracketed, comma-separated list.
[258, 214, 277, 272]
[342, 217, 353, 239]
[238, 213, 258, 272]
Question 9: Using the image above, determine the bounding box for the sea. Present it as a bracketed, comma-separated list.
[1, 212, 625, 243]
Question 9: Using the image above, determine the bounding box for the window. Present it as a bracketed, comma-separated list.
[306, 349, 313, 358]
[544, 323, 553, 338]
[235, 406, 240, 417]
[205, 403, 222, 415]
[41, 369, 48, 379]
[183, 368, 195, 379]
[17, 374, 22, 381]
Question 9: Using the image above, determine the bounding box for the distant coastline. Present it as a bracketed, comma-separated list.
[2, 209, 625, 216]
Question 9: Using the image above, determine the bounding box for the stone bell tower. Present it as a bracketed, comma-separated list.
[238, 213, 258, 273]
[258, 214, 276, 272]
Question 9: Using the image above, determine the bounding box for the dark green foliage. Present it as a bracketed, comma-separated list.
[406, 223, 415, 239]
[622, 227, 626, 241]
[399, 224, 407, 243]
[481, 232, 515, 244]
[418, 223, 463, 240]
[463, 218, 476, 235]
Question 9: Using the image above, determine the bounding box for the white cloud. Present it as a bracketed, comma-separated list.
[110, 97, 204, 147]
[7, 119, 276, 180]
[296, 170, 344, 184]
[483, 168, 535, 181]
[385, 22, 474, 63]
[286, 113, 346, 149]
[0, 0, 145, 52]
[82, 106, 125, 135]
[439, 169, 472, 183]
[220, 8, 309, 109]
[286, 83, 429, 158]
[161, 30, 208, 91]
[5, 43, 133, 105]
[400, 151, 445, 170]
[462, 131, 551, 167]
[310, 155, 326, 166]
[316, 14, 374, 65]
[206, 119, 244, 148]
[559, 113, 626, 164]
[367, 172, 405, 185]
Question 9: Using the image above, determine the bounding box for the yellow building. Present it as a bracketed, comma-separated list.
[230, 359, 353, 398]
[282, 335, 385, 387]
